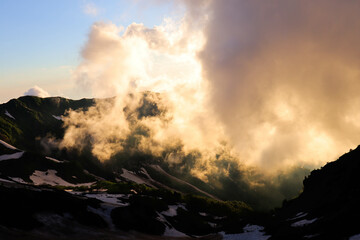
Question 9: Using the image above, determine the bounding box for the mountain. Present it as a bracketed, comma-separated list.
[0, 131, 260, 239]
[0, 138, 260, 239]
[2, 95, 360, 239]
[0, 96, 309, 210]
[0, 96, 268, 239]
[267, 146, 360, 239]
[0, 96, 224, 198]
[0, 96, 95, 148]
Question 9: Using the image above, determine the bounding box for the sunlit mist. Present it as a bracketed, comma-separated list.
[60, 0, 360, 180]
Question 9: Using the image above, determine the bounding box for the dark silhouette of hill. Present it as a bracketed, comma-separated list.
[268, 146, 360, 239]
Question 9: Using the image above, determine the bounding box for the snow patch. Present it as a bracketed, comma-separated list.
[287, 212, 308, 221]
[0, 151, 24, 161]
[349, 234, 360, 240]
[161, 205, 178, 217]
[9, 177, 28, 184]
[161, 204, 186, 217]
[45, 156, 63, 163]
[85, 193, 130, 206]
[220, 225, 270, 240]
[52, 115, 62, 121]
[163, 226, 187, 237]
[156, 212, 188, 237]
[291, 218, 318, 227]
[5, 110, 15, 120]
[0, 139, 18, 150]
[221, 225, 270, 240]
[199, 212, 208, 217]
[150, 164, 219, 200]
[0, 178, 14, 183]
[121, 168, 147, 185]
[30, 169, 95, 187]
[208, 222, 217, 228]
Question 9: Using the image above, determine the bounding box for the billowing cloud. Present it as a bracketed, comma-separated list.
[195, 0, 360, 171]
[60, 0, 360, 178]
[24, 86, 50, 98]
[62, 15, 224, 173]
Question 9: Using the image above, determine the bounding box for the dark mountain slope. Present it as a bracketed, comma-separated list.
[0, 96, 95, 149]
[268, 146, 360, 239]
[0, 96, 117, 181]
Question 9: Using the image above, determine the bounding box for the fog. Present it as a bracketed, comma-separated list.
[56, 0, 360, 208]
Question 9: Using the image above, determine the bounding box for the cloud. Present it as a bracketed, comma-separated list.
[61, 0, 360, 177]
[83, 2, 98, 16]
[62, 17, 220, 167]
[24, 86, 50, 98]
[39, 0, 360, 209]
[194, 0, 360, 171]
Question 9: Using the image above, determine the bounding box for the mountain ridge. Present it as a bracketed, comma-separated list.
[3, 95, 360, 239]
[0, 95, 309, 210]
[267, 145, 360, 239]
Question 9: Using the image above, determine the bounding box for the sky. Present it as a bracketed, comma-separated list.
[2, 0, 360, 175]
[0, 0, 175, 103]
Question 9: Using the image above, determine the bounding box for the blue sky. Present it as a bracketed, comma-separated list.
[0, 0, 175, 103]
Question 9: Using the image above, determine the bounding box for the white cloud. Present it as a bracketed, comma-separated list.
[24, 86, 50, 98]
[83, 2, 98, 16]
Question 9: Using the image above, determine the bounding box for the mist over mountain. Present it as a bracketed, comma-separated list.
[61, 0, 360, 177]
[0, 95, 309, 210]
[1, 95, 360, 239]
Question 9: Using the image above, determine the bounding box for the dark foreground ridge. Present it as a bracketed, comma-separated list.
[268, 146, 360, 239]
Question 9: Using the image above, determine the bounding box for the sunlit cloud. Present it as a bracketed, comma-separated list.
[59, 0, 360, 178]
[196, 0, 360, 171]
[24, 86, 50, 98]
[61, 12, 219, 166]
